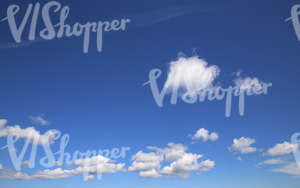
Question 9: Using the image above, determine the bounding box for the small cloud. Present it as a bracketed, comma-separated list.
[0, 123, 58, 146]
[190, 128, 219, 143]
[237, 156, 242, 161]
[229, 137, 257, 154]
[0, 119, 7, 129]
[258, 158, 286, 166]
[267, 141, 298, 156]
[29, 115, 49, 126]
[235, 69, 243, 77]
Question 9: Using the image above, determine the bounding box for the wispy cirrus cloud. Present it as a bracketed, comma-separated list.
[272, 162, 300, 177]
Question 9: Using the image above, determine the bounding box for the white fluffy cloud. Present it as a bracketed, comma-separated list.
[0, 124, 57, 145]
[148, 143, 187, 161]
[128, 151, 162, 173]
[160, 154, 214, 178]
[191, 128, 219, 142]
[267, 141, 298, 156]
[163, 56, 220, 94]
[0, 154, 125, 180]
[229, 137, 257, 154]
[128, 143, 215, 178]
[29, 115, 49, 126]
[139, 169, 162, 178]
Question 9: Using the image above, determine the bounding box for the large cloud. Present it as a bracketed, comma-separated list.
[163, 56, 220, 95]
[229, 137, 257, 154]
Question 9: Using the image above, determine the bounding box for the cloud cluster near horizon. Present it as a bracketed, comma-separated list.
[0, 154, 125, 180]
[0, 118, 299, 180]
[128, 143, 215, 178]
[0, 119, 217, 180]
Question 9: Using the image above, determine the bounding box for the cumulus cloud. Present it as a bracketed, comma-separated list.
[128, 151, 163, 172]
[0, 154, 125, 180]
[0, 168, 31, 180]
[190, 128, 219, 142]
[267, 141, 298, 156]
[163, 56, 220, 95]
[229, 137, 257, 154]
[139, 169, 162, 178]
[161, 154, 214, 178]
[0, 124, 58, 145]
[29, 115, 49, 126]
[148, 143, 187, 161]
[128, 143, 215, 178]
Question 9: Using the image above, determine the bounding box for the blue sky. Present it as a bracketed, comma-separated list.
[0, 0, 300, 187]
